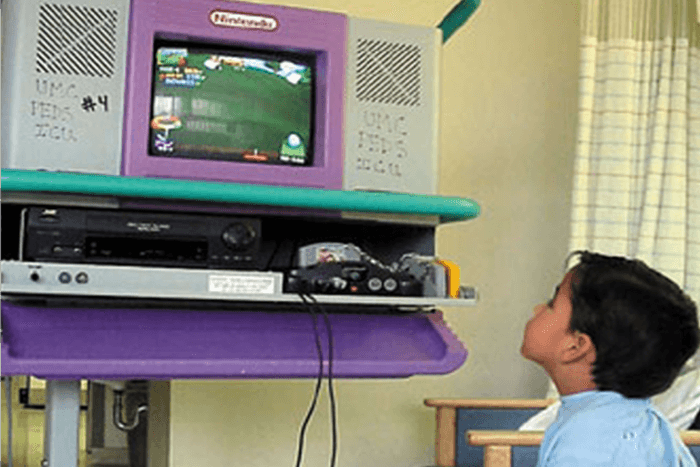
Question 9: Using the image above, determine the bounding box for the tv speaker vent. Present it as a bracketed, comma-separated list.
[36, 3, 118, 78]
[356, 39, 421, 107]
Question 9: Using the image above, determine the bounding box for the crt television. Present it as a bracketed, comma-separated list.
[2, 0, 449, 194]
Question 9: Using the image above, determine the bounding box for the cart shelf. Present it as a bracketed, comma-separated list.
[1, 168, 477, 379]
[1, 301, 467, 379]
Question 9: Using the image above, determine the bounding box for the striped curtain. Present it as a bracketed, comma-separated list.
[570, 0, 700, 297]
[542, 0, 700, 424]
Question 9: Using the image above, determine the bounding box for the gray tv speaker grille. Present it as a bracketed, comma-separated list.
[36, 3, 118, 78]
[355, 39, 421, 107]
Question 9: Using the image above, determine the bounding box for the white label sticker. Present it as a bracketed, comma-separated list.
[208, 274, 277, 295]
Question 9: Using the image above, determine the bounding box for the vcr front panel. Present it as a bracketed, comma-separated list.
[22, 207, 262, 270]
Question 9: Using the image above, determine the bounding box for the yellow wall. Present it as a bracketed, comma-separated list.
[1, 378, 89, 467]
[171, 0, 579, 466]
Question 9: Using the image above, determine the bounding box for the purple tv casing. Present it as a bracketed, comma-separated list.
[121, 0, 346, 189]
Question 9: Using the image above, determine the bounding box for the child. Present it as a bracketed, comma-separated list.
[521, 251, 700, 466]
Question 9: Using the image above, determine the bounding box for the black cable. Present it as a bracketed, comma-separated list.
[308, 295, 338, 467]
[295, 293, 339, 467]
[295, 294, 325, 467]
[263, 239, 283, 271]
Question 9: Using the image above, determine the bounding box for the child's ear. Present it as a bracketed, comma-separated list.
[560, 331, 596, 364]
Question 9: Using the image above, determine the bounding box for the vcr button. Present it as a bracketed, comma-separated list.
[58, 272, 71, 284]
[367, 277, 383, 291]
[75, 272, 89, 284]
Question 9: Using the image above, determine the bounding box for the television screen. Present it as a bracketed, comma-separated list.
[148, 40, 315, 166]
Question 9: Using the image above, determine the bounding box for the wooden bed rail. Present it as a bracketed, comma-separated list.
[423, 399, 555, 466]
[467, 430, 543, 467]
[424, 398, 700, 467]
[467, 430, 700, 467]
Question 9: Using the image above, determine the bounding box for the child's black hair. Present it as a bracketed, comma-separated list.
[568, 251, 700, 398]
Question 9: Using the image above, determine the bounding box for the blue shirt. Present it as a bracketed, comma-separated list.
[537, 390, 697, 467]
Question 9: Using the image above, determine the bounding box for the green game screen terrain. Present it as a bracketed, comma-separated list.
[149, 46, 314, 165]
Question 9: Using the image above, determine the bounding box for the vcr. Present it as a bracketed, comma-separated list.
[22, 207, 262, 270]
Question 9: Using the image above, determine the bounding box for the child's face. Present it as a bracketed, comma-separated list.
[521, 270, 576, 371]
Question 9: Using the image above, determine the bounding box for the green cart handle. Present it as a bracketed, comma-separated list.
[439, 0, 481, 43]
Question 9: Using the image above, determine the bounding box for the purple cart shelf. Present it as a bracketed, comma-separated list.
[1, 301, 467, 379]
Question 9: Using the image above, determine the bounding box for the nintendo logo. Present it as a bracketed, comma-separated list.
[209, 10, 279, 31]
